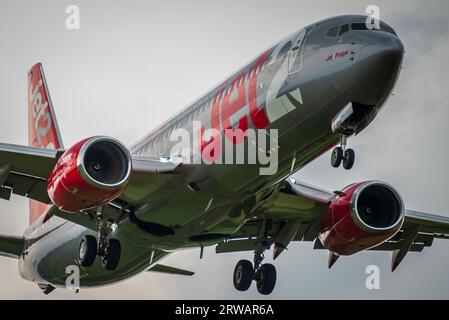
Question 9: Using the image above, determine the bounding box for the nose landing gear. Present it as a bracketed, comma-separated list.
[331, 135, 355, 170]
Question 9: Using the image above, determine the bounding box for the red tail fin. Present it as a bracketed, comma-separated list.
[27, 63, 64, 224]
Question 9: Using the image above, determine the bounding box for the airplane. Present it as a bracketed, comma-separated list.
[1, 14, 449, 296]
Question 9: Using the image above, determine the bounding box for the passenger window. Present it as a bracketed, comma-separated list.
[327, 26, 340, 37]
[338, 24, 350, 36]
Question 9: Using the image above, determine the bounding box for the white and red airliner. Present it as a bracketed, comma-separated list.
[1, 15, 448, 295]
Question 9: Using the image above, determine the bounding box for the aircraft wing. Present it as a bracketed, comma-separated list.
[0, 143, 63, 204]
[216, 179, 333, 256]
[0, 143, 183, 229]
[119, 155, 183, 206]
[0, 234, 24, 259]
[311, 209, 449, 270]
[217, 178, 449, 270]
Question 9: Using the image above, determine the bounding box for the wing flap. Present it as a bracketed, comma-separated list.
[4, 172, 51, 204]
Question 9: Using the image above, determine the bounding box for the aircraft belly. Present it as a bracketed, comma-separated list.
[19, 220, 169, 288]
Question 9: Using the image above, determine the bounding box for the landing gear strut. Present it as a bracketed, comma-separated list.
[78, 207, 122, 271]
[331, 135, 355, 170]
[233, 247, 277, 295]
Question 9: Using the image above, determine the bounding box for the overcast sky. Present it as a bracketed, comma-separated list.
[1, 0, 449, 299]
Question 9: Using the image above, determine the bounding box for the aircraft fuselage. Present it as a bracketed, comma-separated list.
[18, 14, 404, 288]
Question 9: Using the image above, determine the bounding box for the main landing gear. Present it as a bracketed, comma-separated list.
[78, 208, 122, 271]
[331, 135, 355, 170]
[233, 248, 277, 295]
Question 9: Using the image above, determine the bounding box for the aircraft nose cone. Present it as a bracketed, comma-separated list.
[349, 35, 404, 107]
[384, 35, 405, 58]
[379, 35, 404, 81]
[368, 35, 404, 76]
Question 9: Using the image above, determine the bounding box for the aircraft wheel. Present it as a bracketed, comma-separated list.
[79, 235, 97, 267]
[101, 239, 121, 271]
[256, 264, 276, 295]
[331, 147, 344, 168]
[233, 260, 253, 291]
[343, 148, 355, 170]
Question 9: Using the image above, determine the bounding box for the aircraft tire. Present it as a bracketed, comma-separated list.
[256, 263, 276, 295]
[331, 147, 344, 168]
[343, 148, 355, 170]
[233, 260, 253, 291]
[102, 239, 121, 271]
[79, 235, 97, 267]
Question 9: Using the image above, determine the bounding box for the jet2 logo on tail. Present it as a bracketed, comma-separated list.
[28, 74, 54, 148]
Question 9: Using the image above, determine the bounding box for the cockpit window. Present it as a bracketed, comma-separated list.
[351, 22, 369, 31]
[326, 26, 340, 37]
[351, 22, 397, 35]
[327, 21, 396, 38]
[327, 24, 350, 37]
[380, 22, 397, 35]
[338, 24, 350, 36]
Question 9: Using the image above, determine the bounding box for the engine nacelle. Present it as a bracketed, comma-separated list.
[48, 136, 132, 212]
[318, 181, 405, 255]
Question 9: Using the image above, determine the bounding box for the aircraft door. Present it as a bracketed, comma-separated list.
[288, 27, 313, 76]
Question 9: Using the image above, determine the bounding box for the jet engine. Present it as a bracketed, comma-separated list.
[48, 136, 132, 212]
[318, 181, 405, 255]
